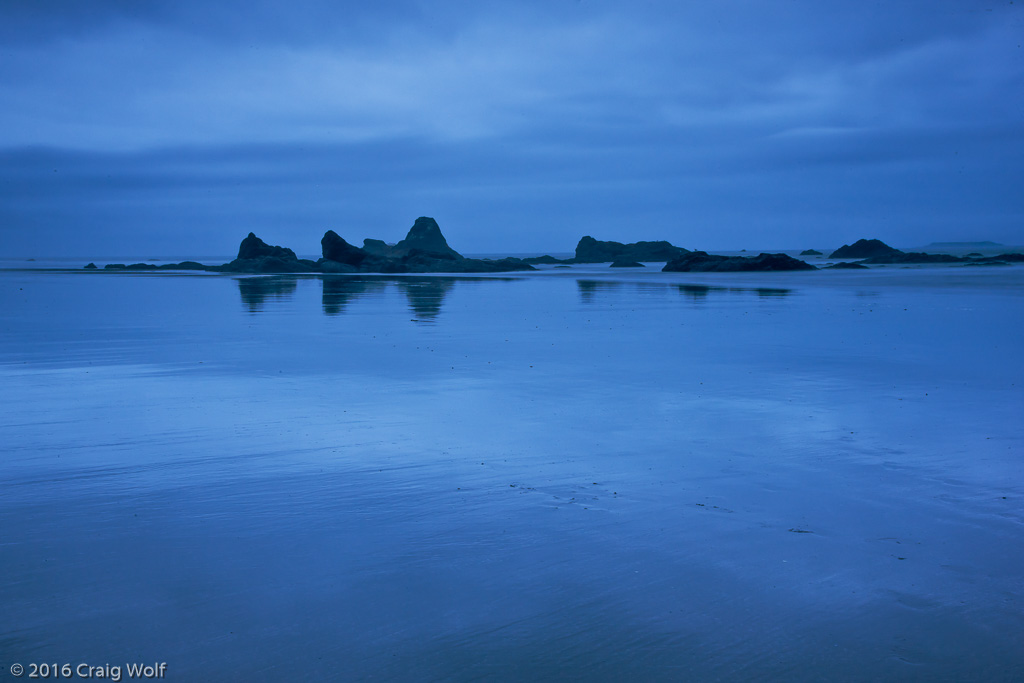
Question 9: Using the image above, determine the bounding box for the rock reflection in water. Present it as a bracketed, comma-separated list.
[578, 279, 791, 304]
[576, 279, 624, 303]
[321, 277, 388, 316]
[236, 276, 298, 313]
[752, 287, 791, 298]
[396, 278, 457, 323]
[678, 283, 719, 299]
[238, 275, 464, 320]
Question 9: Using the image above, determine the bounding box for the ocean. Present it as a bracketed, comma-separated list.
[1, 264, 1022, 681]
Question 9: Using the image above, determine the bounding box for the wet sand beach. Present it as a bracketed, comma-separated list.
[1, 265, 1022, 681]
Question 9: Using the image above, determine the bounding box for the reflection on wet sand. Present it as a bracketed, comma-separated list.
[395, 278, 456, 322]
[238, 275, 787, 318]
[322, 276, 457, 321]
[576, 279, 624, 303]
[237, 276, 298, 313]
[752, 287, 790, 298]
[678, 283, 717, 299]
[321, 277, 388, 316]
[237, 275, 522, 322]
[578, 279, 791, 303]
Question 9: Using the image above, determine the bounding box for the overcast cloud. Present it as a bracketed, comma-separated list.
[1, 0, 1021, 256]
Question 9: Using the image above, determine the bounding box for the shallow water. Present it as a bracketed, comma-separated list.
[1, 266, 1022, 681]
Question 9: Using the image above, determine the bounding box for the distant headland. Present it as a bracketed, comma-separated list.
[81, 221, 1023, 274]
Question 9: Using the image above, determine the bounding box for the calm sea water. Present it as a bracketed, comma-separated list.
[1, 266, 1022, 681]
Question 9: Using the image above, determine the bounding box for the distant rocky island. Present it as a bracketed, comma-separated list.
[662, 251, 815, 272]
[82, 223, 1022, 274]
[827, 238, 1024, 265]
[525, 236, 815, 271]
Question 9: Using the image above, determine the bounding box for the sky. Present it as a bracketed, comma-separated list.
[1, 0, 1022, 257]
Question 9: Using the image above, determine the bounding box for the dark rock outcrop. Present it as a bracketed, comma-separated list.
[800, 249, 823, 256]
[213, 256, 318, 274]
[960, 252, 1023, 264]
[321, 230, 368, 266]
[390, 217, 462, 259]
[522, 255, 567, 264]
[362, 238, 395, 257]
[663, 252, 815, 272]
[237, 232, 298, 261]
[318, 259, 359, 274]
[610, 260, 645, 268]
[215, 232, 317, 273]
[861, 252, 965, 264]
[824, 238, 1022, 266]
[345, 218, 533, 273]
[396, 251, 533, 274]
[571, 236, 689, 263]
[826, 261, 869, 269]
[829, 239, 902, 259]
[157, 261, 208, 271]
[88, 260, 208, 271]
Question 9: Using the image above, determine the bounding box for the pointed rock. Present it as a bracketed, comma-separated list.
[321, 230, 368, 266]
[391, 217, 462, 259]
[237, 232, 298, 261]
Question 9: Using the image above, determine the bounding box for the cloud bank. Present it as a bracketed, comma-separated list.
[1, 0, 1021, 255]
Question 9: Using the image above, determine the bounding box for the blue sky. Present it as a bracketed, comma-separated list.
[1, 0, 1021, 257]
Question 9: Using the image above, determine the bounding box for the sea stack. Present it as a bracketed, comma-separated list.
[390, 217, 463, 260]
[220, 233, 317, 273]
[321, 230, 368, 266]
[237, 232, 298, 261]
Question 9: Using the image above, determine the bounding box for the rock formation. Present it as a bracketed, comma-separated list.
[824, 238, 1024, 265]
[237, 232, 298, 261]
[826, 261, 869, 269]
[522, 255, 566, 265]
[388, 217, 462, 260]
[572, 236, 689, 263]
[860, 252, 964, 264]
[81, 224, 1021, 275]
[320, 218, 533, 273]
[829, 239, 902, 259]
[362, 239, 395, 257]
[321, 230, 368, 267]
[663, 252, 815, 272]
[216, 233, 318, 273]
[800, 249, 823, 256]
